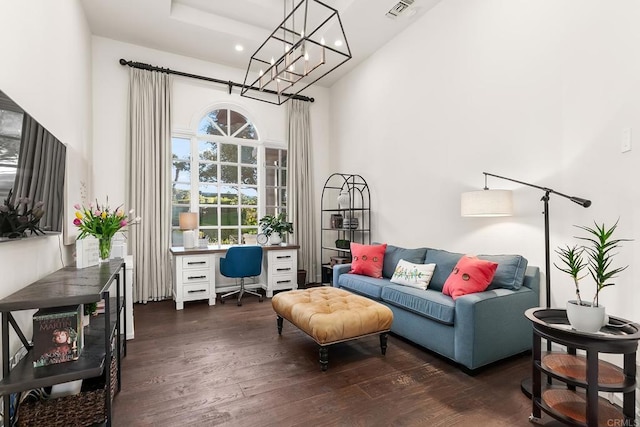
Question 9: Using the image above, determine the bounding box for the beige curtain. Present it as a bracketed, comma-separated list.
[127, 68, 173, 302]
[286, 99, 317, 284]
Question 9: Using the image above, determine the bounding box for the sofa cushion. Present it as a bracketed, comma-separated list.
[350, 242, 387, 278]
[337, 273, 389, 300]
[424, 248, 464, 292]
[382, 245, 428, 279]
[478, 254, 528, 290]
[442, 256, 498, 300]
[390, 260, 436, 290]
[381, 285, 455, 325]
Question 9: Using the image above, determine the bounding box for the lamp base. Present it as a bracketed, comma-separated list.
[183, 230, 196, 249]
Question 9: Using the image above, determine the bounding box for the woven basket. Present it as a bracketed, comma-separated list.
[17, 355, 117, 427]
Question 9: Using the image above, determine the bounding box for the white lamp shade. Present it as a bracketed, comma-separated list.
[179, 212, 198, 230]
[461, 190, 513, 217]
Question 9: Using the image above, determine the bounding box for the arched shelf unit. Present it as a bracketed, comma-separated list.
[320, 173, 371, 284]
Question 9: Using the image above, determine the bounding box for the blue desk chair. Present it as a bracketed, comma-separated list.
[220, 246, 264, 306]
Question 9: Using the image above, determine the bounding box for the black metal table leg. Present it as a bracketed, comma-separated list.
[277, 315, 283, 335]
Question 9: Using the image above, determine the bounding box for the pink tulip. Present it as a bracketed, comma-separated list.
[73, 218, 81, 226]
[74, 203, 81, 210]
[120, 220, 128, 227]
[94, 210, 101, 216]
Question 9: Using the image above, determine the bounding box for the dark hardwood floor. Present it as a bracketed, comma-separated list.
[113, 293, 567, 426]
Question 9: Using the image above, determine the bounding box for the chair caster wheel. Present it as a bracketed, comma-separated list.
[220, 299, 225, 304]
[237, 302, 242, 306]
[259, 297, 264, 303]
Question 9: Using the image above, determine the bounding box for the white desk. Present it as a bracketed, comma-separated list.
[170, 245, 299, 310]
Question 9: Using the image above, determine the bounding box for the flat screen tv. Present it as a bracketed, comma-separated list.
[0, 89, 66, 238]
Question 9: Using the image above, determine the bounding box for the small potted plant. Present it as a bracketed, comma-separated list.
[259, 213, 293, 245]
[555, 220, 630, 332]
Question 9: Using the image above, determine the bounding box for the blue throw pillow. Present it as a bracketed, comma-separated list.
[424, 248, 464, 292]
[478, 254, 528, 290]
[381, 245, 428, 279]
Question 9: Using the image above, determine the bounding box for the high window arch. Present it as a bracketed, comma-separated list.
[171, 107, 287, 245]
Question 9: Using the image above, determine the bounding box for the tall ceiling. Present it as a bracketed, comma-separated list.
[80, 0, 443, 87]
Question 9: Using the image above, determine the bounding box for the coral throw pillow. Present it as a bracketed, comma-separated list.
[442, 255, 498, 300]
[349, 242, 387, 278]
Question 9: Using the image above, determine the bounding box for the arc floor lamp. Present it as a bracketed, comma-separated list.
[461, 172, 591, 398]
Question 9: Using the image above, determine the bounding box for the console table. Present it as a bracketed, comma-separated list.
[525, 307, 639, 426]
[0, 259, 126, 426]
[170, 245, 299, 310]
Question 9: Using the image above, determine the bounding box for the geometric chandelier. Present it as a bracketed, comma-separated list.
[241, 0, 352, 105]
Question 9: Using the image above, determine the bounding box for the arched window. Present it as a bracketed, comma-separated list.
[171, 108, 287, 245]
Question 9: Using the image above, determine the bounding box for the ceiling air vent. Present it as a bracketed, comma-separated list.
[386, 0, 415, 19]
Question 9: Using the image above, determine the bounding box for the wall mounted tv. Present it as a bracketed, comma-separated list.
[0, 89, 66, 238]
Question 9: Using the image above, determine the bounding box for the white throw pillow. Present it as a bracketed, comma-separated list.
[390, 259, 436, 290]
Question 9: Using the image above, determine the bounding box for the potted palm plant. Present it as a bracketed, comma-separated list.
[259, 213, 293, 245]
[555, 220, 630, 332]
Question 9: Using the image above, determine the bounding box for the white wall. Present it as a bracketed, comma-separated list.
[91, 37, 331, 278]
[0, 0, 92, 360]
[329, 0, 640, 323]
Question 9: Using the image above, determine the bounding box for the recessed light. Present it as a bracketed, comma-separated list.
[334, 40, 343, 47]
[235, 44, 244, 52]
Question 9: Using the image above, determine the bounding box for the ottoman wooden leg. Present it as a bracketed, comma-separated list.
[319, 346, 329, 371]
[380, 333, 388, 355]
[277, 315, 283, 335]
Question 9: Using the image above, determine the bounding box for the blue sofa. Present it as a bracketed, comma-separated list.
[332, 245, 540, 372]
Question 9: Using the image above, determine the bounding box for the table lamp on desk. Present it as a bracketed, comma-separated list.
[179, 212, 198, 249]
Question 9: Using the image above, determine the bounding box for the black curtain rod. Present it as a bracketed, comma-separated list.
[119, 58, 314, 103]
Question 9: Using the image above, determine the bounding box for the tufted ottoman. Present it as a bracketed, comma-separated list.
[271, 287, 393, 371]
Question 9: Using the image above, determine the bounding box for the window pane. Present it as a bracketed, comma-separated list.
[199, 184, 218, 204]
[280, 150, 287, 167]
[241, 166, 257, 185]
[172, 229, 184, 246]
[171, 137, 190, 161]
[221, 228, 239, 244]
[281, 169, 287, 184]
[220, 165, 238, 184]
[198, 110, 225, 136]
[172, 183, 191, 204]
[240, 187, 258, 205]
[240, 145, 257, 164]
[199, 206, 218, 226]
[229, 110, 247, 136]
[241, 208, 258, 226]
[265, 189, 276, 207]
[235, 124, 258, 140]
[265, 148, 279, 166]
[171, 205, 189, 227]
[265, 206, 276, 216]
[265, 167, 277, 186]
[198, 141, 217, 161]
[200, 229, 218, 244]
[172, 161, 191, 184]
[278, 189, 287, 206]
[198, 163, 217, 183]
[221, 207, 238, 226]
[220, 143, 238, 163]
[219, 186, 238, 205]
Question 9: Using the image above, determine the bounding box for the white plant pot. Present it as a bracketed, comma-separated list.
[268, 232, 282, 245]
[566, 300, 607, 333]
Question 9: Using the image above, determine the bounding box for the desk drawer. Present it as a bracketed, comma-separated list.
[271, 272, 296, 291]
[182, 256, 210, 270]
[182, 283, 210, 300]
[182, 269, 211, 284]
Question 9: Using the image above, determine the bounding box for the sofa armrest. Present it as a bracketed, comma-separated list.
[453, 287, 539, 370]
[332, 263, 352, 287]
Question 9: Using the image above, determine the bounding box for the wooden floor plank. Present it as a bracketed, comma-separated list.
[113, 298, 569, 426]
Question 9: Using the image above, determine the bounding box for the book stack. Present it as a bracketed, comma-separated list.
[32, 305, 84, 367]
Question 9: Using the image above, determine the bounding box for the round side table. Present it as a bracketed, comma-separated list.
[525, 307, 639, 426]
